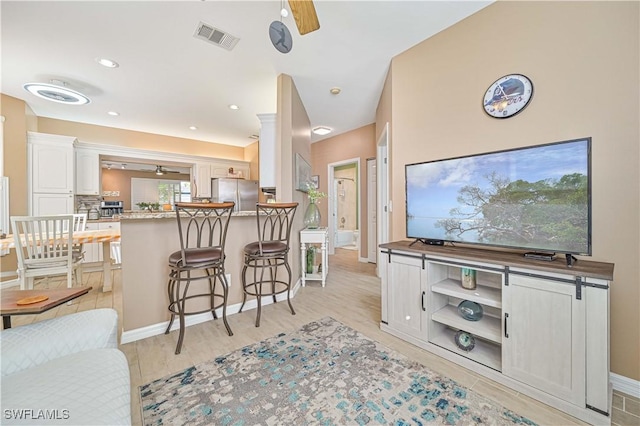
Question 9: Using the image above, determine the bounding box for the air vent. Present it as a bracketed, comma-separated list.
[194, 21, 239, 51]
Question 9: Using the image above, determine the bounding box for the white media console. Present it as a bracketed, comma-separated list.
[379, 241, 614, 425]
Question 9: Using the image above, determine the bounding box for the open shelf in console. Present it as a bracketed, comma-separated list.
[426, 259, 504, 371]
[430, 326, 502, 371]
[431, 304, 501, 343]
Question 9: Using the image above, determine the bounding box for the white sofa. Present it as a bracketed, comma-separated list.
[0, 308, 131, 425]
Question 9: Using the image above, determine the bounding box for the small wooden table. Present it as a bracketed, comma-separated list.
[0, 286, 92, 329]
[300, 227, 329, 287]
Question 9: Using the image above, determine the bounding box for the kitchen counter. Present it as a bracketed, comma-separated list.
[119, 210, 301, 336]
[87, 217, 121, 223]
[117, 210, 258, 220]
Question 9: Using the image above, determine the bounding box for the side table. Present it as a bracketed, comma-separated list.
[1, 286, 92, 329]
[300, 227, 328, 287]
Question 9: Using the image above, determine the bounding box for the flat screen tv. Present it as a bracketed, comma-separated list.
[405, 138, 591, 255]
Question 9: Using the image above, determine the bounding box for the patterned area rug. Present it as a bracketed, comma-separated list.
[140, 317, 537, 425]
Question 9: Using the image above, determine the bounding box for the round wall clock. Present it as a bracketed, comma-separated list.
[483, 74, 533, 119]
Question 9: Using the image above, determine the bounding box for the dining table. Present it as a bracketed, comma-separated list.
[0, 228, 121, 292]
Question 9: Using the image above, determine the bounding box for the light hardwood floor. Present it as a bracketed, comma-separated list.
[8, 249, 638, 426]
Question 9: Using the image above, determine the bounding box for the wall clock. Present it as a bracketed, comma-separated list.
[483, 74, 533, 118]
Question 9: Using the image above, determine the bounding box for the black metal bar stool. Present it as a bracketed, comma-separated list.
[239, 202, 298, 327]
[165, 202, 234, 354]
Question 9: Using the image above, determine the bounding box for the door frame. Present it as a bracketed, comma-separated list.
[376, 123, 390, 277]
[327, 157, 360, 257]
[367, 157, 377, 263]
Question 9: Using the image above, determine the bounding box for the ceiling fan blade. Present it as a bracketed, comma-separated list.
[288, 0, 320, 35]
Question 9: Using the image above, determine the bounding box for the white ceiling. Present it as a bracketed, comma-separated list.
[1, 1, 491, 148]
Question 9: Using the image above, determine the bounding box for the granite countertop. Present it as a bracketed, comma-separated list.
[87, 217, 121, 223]
[117, 210, 258, 220]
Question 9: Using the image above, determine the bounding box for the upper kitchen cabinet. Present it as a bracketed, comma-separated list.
[193, 162, 212, 198]
[257, 113, 276, 189]
[192, 160, 251, 199]
[75, 148, 101, 195]
[28, 132, 75, 194]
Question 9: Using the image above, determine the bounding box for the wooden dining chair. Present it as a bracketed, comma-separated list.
[11, 215, 84, 290]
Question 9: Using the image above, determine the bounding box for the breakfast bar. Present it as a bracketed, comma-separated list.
[118, 211, 302, 339]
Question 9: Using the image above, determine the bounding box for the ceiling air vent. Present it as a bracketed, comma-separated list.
[194, 21, 239, 51]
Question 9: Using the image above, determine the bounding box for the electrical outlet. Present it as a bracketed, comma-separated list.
[225, 273, 231, 287]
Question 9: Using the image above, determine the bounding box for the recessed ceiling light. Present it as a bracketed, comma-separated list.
[189, 126, 198, 130]
[330, 87, 341, 95]
[312, 126, 332, 136]
[229, 104, 239, 110]
[107, 111, 120, 116]
[96, 58, 119, 68]
[23, 82, 91, 105]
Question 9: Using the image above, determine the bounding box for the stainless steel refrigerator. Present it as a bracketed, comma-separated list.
[211, 178, 259, 212]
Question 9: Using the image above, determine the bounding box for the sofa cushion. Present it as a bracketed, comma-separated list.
[1, 348, 130, 425]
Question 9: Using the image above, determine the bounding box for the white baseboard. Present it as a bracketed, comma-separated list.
[1, 279, 19, 289]
[611, 372, 640, 398]
[121, 278, 301, 345]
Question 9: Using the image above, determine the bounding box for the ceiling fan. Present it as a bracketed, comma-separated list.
[150, 165, 181, 175]
[288, 0, 320, 35]
[270, 0, 319, 54]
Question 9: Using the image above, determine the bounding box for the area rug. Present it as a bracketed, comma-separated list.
[140, 317, 536, 425]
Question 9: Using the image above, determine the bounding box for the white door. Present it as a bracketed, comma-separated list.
[503, 273, 585, 406]
[367, 158, 377, 263]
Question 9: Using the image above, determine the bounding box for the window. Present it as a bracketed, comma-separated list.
[131, 178, 191, 209]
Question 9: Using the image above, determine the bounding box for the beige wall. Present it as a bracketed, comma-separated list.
[0, 95, 33, 278]
[311, 124, 376, 257]
[38, 118, 245, 160]
[380, 1, 639, 380]
[277, 74, 312, 279]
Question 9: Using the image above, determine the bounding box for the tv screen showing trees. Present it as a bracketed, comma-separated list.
[405, 138, 591, 255]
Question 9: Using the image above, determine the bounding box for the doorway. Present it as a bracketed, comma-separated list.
[327, 158, 360, 259]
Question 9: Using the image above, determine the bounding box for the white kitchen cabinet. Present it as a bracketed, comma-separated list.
[83, 222, 102, 263]
[75, 148, 100, 195]
[257, 113, 276, 188]
[29, 132, 75, 194]
[83, 221, 120, 264]
[193, 160, 252, 198]
[31, 193, 75, 216]
[193, 162, 212, 198]
[380, 241, 613, 425]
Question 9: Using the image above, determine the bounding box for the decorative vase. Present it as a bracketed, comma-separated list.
[303, 200, 321, 229]
[306, 246, 316, 274]
[461, 268, 477, 290]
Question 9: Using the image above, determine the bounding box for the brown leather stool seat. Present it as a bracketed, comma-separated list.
[168, 247, 222, 267]
[239, 202, 298, 327]
[165, 202, 234, 354]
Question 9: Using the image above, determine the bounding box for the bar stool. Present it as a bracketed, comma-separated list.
[239, 202, 298, 327]
[165, 202, 234, 354]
